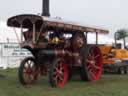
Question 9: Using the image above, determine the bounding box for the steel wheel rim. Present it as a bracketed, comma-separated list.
[23, 59, 38, 84]
[53, 60, 68, 87]
[86, 47, 102, 81]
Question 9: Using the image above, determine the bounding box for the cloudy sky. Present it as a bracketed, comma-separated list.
[0, 0, 128, 38]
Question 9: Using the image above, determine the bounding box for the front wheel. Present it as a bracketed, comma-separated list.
[49, 58, 69, 87]
[18, 57, 39, 85]
[80, 45, 103, 81]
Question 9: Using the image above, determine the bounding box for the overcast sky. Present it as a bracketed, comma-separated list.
[0, 0, 128, 37]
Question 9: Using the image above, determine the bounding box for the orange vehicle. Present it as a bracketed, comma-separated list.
[99, 34, 128, 74]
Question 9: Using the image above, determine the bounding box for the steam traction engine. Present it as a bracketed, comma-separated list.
[7, 15, 108, 87]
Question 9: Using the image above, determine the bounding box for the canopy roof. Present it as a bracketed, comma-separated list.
[7, 14, 109, 34]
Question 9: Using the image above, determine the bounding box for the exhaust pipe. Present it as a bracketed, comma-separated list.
[42, 0, 50, 16]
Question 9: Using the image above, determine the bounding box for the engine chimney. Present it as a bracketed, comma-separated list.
[42, 0, 50, 16]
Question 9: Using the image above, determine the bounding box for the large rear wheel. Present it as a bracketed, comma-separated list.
[18, 57, 39, 85]
[80, 45, 103, 81]
[49, 58, 69, 87]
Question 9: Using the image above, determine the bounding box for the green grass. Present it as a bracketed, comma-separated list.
[0, 69, 128, 96]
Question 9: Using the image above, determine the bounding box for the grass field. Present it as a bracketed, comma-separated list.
[0, 69, 128, 96]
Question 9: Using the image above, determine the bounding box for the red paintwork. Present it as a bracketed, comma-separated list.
[86, 47, 102, 81]
[53, 61, 68, 87]
[23, 60, 39, 84]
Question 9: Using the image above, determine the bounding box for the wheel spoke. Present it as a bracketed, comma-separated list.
[86, 59, 94, 66]
[27, 63, 31, 70]
[59, 63, 63, 71]
[93, 65, 101, 70]
[90, 48, 94, 57]
[55, 67, 60, 73]
[58, 75, 64, 81]
[54, 74, 58, 80]
[26, 74, 32, 83]
[94, 54, 100, 59]
[86, 59, 92, 63]
[55, 77, 59, 85]
[27, 61, 30, 66]
[23, 66, 28, 73]
[89, 69, 97, 80]
[28, 60, 32, 65]
[88, 53, 93, 58]
[87, 65, 91, 70]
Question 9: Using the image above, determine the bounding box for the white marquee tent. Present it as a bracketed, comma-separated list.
[0, 21, 32, 69]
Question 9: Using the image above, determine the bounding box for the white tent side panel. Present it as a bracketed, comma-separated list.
[0, 43, 32, 69]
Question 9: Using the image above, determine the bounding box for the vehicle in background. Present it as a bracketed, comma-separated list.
[99, 32, 128, 74]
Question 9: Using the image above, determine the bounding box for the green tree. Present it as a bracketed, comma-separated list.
[115, 29, 128, 48]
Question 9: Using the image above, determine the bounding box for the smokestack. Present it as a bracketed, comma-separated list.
[42, 0, 50, 16]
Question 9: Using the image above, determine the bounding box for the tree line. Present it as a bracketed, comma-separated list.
[115, 29, 128, 48]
